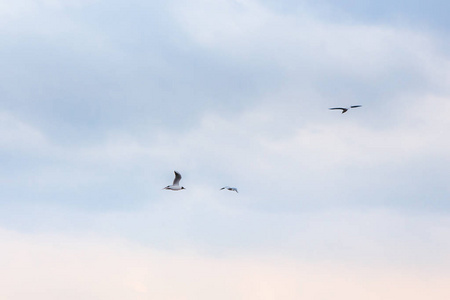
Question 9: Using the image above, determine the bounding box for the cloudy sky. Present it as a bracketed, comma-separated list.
[1, 0, 450, 298]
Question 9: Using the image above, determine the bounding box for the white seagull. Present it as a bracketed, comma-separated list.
[163, 171, 185, 191]
[329, 105, 362, 114]
[220, 186, 238, 193]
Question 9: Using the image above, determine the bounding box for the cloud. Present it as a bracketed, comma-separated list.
[2, 83, 448, 212]
[262, 95, 450, 169]
[0, 111, 48, 151]
[173, 0, 440, 72]
[2, 0, 449, 142]
[0, 0, 449, 276]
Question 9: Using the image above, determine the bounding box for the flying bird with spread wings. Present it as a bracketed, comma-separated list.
[329, 105, 362, 114]
[163, 171, 186, 191]
[220, 186, 238, 193]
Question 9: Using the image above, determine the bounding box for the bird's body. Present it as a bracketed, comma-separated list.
[163, 171, 185, 191]
[329, 105, 361, 114]
[220, 186, 238, 193]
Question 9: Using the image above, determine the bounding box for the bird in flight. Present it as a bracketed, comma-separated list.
[163, 171, 185, 191]
[329, 105, 362, 114]
[220, 186, 238, 193]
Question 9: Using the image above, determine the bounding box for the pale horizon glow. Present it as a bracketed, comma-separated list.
[1, 229, 449, 300]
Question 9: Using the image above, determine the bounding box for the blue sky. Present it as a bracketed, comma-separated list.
[0, 0, 450, 298]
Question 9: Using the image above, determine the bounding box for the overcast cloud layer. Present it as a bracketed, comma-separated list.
[0, 0, 449, 299]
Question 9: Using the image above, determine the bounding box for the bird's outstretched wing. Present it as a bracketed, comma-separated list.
[173, 171, 182, 186]
[329, 107, 346, 111]
[221, 186, 238, 193]
[350, 105, 362, 108]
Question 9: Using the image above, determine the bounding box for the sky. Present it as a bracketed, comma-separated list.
[0, 0, 449, 298]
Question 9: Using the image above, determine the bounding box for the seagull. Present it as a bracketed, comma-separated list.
[163, 171, 185, 191]
[329, 105, 362, 114]
[220, 186, 238, 193]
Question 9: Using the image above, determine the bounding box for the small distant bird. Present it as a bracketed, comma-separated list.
[220, 186, 238, 193]
[163, 171, 185, 191]
[329, 105, 362, 114]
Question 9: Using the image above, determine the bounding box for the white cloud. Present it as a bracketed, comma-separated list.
[0, 111, 49, 151]
[262, 95, 450, 169]
[2, 91, 448, 176]
[133, 92, 450, 187]
[172, 0, 449, 84]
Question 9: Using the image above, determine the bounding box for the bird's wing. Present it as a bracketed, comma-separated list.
[220, 186, 229, 190]
[329, 107, 346, 111]
[350, 105, 362, 108]
[173, 171, 182, 186]
[233, 188, 238, 193]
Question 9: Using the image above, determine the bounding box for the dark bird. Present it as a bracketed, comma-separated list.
[220, 186, 238, 193]
[329, 105, 362, 114]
